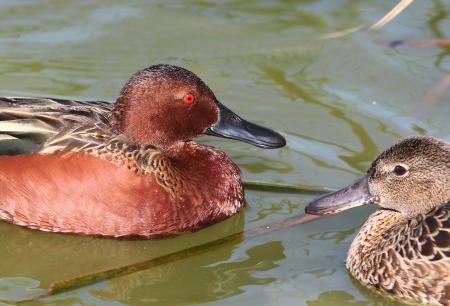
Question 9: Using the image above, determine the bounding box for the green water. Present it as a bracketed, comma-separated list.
[0, 1, 449, 305]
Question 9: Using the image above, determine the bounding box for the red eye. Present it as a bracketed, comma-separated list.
[183, 93, 195, 104]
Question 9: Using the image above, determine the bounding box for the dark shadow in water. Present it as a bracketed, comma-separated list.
[0, 211, 245, 289]
[307, 290, 368, 306]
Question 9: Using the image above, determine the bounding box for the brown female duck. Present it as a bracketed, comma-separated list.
[306, 136, 449, 305]
[0, 64, 285, 238]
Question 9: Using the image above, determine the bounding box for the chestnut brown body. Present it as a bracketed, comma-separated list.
[0, 64, 285, 237]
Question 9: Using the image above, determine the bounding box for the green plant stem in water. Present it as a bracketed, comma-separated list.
[37, 215, 320, 299]
[242, 180, 334, 193]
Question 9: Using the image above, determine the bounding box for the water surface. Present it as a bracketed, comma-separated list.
[0, 1, 449, 305]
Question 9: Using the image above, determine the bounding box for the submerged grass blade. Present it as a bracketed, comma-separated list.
[30, 212, 323, 301]
[320, 25, 364, 40]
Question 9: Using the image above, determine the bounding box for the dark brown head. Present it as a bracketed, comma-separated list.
[112, 64, 286, 150]
[306, 136, 450, 218]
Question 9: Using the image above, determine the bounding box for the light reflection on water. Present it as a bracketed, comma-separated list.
[0, 1, 449, 305]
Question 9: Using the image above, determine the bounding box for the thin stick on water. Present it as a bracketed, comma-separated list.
[319, 0, 414, 40]
[369, 0, 414, 32]
[320, 25, 364, 40]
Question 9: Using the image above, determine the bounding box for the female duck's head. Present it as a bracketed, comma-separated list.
[112, 64, 286, 150]
[306, 136, 450, 218]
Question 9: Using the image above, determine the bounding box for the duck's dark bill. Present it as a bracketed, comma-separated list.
[206, 100, 286, 149]
[305, 173, 376, 215]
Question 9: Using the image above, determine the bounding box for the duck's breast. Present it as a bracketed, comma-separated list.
[347, 207, 450, 305]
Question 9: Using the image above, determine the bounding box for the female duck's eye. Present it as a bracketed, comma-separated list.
[393, 165, 407, 176]
[183, 93, 195, 104]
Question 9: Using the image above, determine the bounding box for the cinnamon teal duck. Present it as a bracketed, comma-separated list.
[306, 136, 449, 306]
[0, 64, 286, 238]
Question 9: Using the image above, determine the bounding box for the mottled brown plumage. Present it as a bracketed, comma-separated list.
[307, 136, 450, 305]
[347, 203, 449, 305]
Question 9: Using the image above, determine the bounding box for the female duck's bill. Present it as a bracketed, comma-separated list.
[206, 100, 286, 149]
[305, 171, 378, 215]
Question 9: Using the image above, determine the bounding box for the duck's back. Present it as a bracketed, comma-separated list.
[347, 204, 450, 305]
[0, 97, 113, 154]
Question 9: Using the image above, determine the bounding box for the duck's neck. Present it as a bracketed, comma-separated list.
[346, 209, 407, 279]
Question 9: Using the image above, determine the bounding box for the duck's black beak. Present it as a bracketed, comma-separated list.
[305, 173, 378, 215]
[206, 100, 286, 149]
